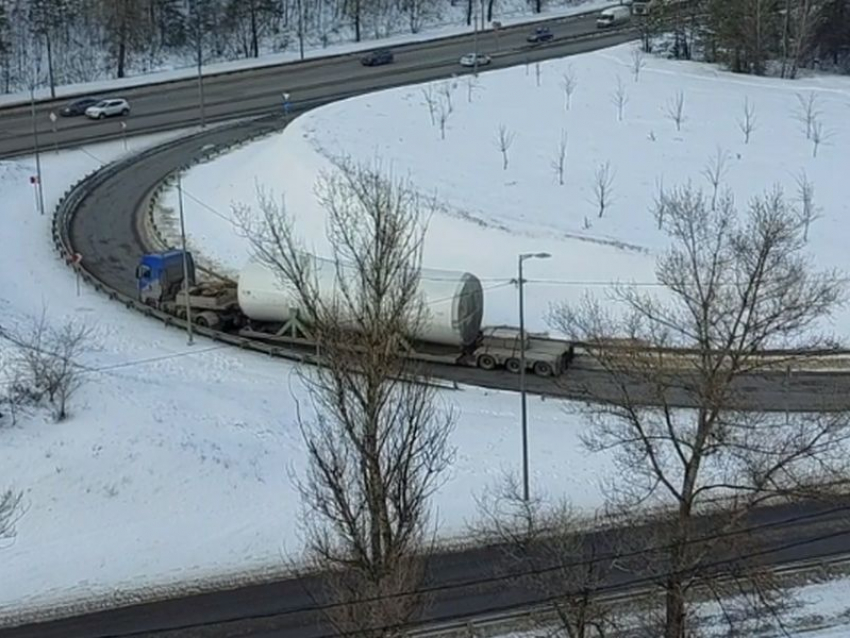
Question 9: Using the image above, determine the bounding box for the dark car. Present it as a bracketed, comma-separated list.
[526, 26, 554, 43]
[360, 48, 394, 66]
[59, 97, 100, 117]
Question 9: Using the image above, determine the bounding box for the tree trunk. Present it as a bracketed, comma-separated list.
[354, 0, 361, 41]
[117, 36, 127, 78]
[250, 1, 259, 57]
[45, 31, 55, 98]
[664, 578, 687, 638]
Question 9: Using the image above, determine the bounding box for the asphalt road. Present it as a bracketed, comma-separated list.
[3, 10, 850, 638]
[63, 108, 850, 412]
[4, 497, 850, 637]
[0, 13, 631, 159]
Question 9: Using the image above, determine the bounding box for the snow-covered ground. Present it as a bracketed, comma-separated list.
[3, 31, 850, 629]
[498, 575, 850, 638]
[0, 135, 609, 619]
[0, 0, 612, 107]
[156, 42, 850, 338]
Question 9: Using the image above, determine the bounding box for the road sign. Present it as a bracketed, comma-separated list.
[49, 112, 57, 123]
[29, 175, 39, 184]
[120, 121, 127, 130]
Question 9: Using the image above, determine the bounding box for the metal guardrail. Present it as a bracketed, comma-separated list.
[48, 24, 850, 390]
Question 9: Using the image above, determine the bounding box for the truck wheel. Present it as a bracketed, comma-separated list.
[194, 311, 220, 329]
[505, 358, 521, 374]
[533, 361, 554, 377]
[477, 354, 496, 370]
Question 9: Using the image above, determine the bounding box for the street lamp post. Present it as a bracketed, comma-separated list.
[518, 251, 551, 502]
[177, 172, 194, 346]
[29, 84, 46, 216]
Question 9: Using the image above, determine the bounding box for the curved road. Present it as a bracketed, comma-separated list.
[2, 11, 850, 638]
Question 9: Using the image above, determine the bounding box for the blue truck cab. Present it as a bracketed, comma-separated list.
[136, 250, 196, 305]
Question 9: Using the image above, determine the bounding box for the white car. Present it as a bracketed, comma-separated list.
[85, 98, 130, 119]
[459, 53, 492, 68]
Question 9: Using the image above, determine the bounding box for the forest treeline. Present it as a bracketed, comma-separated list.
[0, 0, 847, 95]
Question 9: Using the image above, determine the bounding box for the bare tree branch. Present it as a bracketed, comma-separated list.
[496, 124, 515, 170]
[549, 180, 849, 638]
[592, 162, 615, 218]
[234, 157, 456, 637]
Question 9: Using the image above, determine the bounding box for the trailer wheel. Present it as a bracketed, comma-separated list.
[505, 358, 521, 374]
[477, 354, 497, 370]
[533, 361, 554, 377]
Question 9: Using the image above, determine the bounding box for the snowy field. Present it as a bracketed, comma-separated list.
[2, 34, 850, 627]
[156, 42, 850, 339]
[0, 136, 608, 619]
[499, 576, 850, 638]
[0, 0, 612, 107]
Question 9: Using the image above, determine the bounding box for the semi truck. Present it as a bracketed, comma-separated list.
[136, 250, 575, 377]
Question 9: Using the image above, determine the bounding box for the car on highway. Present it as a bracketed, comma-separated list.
[59, 97, 100, 117]
[459, 52, 492, 67]
[597, 6, 631, 28]
[360, 48, 394, 66]
[526, 26, 554, 43]
[85, 98, 130, 120]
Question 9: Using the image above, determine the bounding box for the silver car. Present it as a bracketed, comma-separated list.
[459, 53, 492, 67]
[85, 98, 130, 119]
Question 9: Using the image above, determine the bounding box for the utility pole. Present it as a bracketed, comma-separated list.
[518, 251, 551, 502]
[29, 84, 46, 217]
[178, 173, 195, 346]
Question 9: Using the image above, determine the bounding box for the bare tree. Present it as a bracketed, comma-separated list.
[611, 75, 628, 121]
[0, 489, 22, 543]
[795, 169, 820, 240]
[653, 176, 668, 230]
[700, 147, 730, 211]
[782, 0, 827, 79]
[665, 90, 686, 131]
[811, 116, 830, 157]
[476, 477, 626, 638]
[464, 75, 478, 103]
[438, 79, 454, 114]
[421, 85, 438, 125]
[535, 61, 542, 87]
[550, 182, 850, 638]
[738, 97, 757, 144]
[631, 45, 647, 82]
[233, 158, 456, 638]
[592, 162, 615, 218]
[496, 124, 515, 170]
[561, 66, 577, 111]
[793, 91, 821, 140]
[437, 99, 450, 140]
[551, 130, 567, 186]
[7, 312, 93, 422]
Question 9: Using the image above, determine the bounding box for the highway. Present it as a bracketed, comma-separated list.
[3, 497, 850, 637]
[2, 9, 850, 638]
[0, 13, 631, 159]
